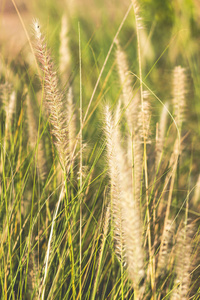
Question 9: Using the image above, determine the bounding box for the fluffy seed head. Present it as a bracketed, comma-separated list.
[171, 223, 194, 300]
[33, 20, 69, 170]
[115, 39, 139, 133]
[137, 97, 151, 143]
[157, 219, 175, 276]
[104, 104, 145, 291]
[193, 174, 200, 206]
[155, 102, 169, 169]
[59, 14, 71, 75]
[173, 66, 186, 130]
[32, 19, 42, 40]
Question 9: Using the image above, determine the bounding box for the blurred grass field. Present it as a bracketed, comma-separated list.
[0, 0, 200, 299]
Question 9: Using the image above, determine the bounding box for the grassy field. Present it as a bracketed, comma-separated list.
[0, 0, 200, 299]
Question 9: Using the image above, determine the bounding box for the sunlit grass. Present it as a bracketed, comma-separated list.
[0, 0, 200, 299]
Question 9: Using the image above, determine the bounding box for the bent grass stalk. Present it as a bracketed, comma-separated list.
[83, 3, 133, 125]
[41, 185, 65, 300]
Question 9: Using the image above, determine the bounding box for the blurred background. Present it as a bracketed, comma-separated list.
[1, 0, 200, 167]
[1, 0, 200, 58]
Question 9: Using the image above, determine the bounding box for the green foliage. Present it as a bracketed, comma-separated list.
[0, 0, 200, 299]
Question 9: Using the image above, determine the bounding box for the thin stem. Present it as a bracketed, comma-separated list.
[11, 0, 40, 75]
[41, 185, 65, 300]
[83, 3, 133, 124]
[78, 22, 83, 300]
[131, 0, 143, 111]
[2, 152, 14, 300]
[131, 1, 154, 294]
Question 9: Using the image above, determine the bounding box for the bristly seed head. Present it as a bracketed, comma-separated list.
[32, 19, 42, 40]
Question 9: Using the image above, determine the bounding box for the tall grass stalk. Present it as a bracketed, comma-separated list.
[131, 1, 155, 293]
[32, 19, 76, 299]
[78, 22, 83, 300]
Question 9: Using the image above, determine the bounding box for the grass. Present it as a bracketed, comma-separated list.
[0, 0, 200, 299]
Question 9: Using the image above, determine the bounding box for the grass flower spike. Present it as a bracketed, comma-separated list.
[33, 19, 69, 170]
